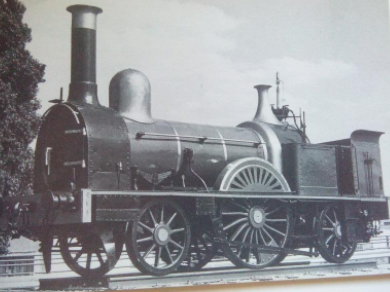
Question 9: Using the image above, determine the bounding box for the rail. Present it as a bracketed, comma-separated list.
[0, 234, 389, 291]
[38, 261, 382, 291]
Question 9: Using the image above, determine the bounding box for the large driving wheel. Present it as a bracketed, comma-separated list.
[316, 205, 357, 263]
[217, 198, 292, 269]
[59, 228, 123, 278]
[178, 217, 217, 272]
[126, 199, 191, 275]
[214, 158, 293, 269]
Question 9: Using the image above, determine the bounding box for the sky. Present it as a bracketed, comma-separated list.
[21, 0, 390, 192]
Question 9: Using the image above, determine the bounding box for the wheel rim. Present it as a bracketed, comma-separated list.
[126, 200, 190, 275]
[219, 198, 291, 268]
[317, 205, 357, 263]
[179, 218, 216, 272]
[59, 230, 122, 278]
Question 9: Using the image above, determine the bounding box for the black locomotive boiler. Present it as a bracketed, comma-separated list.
[1, 5, 388, 278]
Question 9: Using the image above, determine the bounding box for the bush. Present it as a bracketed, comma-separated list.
[0, 0, 45, 254]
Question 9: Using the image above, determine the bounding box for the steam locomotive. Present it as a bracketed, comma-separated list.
[1, 5, 388, 278]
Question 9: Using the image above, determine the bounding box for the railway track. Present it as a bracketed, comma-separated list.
[38, 260, 384, 291]
[1, 234, 390, 291]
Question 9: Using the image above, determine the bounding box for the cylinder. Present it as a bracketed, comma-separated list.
[67, 5, 102, 105]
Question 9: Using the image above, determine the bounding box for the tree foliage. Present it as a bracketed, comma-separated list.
[0, 0, 45, 253]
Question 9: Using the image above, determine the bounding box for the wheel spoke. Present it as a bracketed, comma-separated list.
[325, 214, 335, 226]
[322, 227, 333, 231]
[86, 252, 92, 270]
[142, 243, 156, 259]
[262, 227, 279, 247]
[154, 247, 162, 267]
[137, 236, 153, 243]
[222, 212, 248, 216]
[96, 251, 104, 265]
[254, 229, 261, 264]
[241, 171, 251, 186]
[258, 168, 264, 184]
[259, 229, 267, 245]
[149, 209, 157, 226]
[253, 167, 259, 184]
[165, 246, 173, 263]
[171, 228, 185, 234]
[332, 239, 337, 255]
[170, 239, 184, 250]
[262, 172, 271, 185]
[237, 227, 251, 257]
[264, 223, 286, 237]
[230, 223, 249, 241]
[247, 168, 255, 184]
[265, 207, 281, 216]
[167, 212, 177, 226]
[235, 174, 248, 188]
[73, 248, 85, 262]
[242, 200, 251, 209]
[139, 221, 154, 233]
[160, 205, 165, 224]
[231, 180, 245, 189]
[333, 209, 338, 223]
[223, 217, 247, 231]
[264, 176, 276, 187]
[325, 234, 335, 245]
[268, 180, 280, 189]
[229, 201, 249, 212]
[247, 229, 255, 262]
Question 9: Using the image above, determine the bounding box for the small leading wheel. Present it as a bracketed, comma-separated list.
[316, 205, 357, 263]
[126, 199, 191, 275]
[59, 229, 123, 278]
[214, 158, 293, 269]
[178, 217, 217, 272]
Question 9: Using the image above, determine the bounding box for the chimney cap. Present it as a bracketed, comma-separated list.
[67, 5, 102, 30]
[254, 84, 272, 90]
[67, 5, 103, 15]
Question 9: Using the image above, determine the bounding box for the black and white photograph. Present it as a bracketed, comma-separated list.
[1, 0, 390, 291]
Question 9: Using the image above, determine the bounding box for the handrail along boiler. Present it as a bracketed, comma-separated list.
[0, 5, 388, 278]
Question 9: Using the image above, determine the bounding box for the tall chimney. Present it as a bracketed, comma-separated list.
[253, 85, 282, 125]
[67, 5, 102, 105]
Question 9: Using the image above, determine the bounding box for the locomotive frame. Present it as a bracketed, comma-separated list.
[1, 3, 389, 282]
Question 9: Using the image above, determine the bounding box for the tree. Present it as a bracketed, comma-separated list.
[0, 0, 45, 254]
